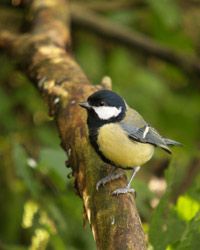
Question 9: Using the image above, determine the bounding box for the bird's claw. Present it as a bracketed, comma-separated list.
[112, 187, 136, 196]
[96, 172, 124, 191]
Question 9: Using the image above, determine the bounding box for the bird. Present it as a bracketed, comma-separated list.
[79, 89, 181, 195]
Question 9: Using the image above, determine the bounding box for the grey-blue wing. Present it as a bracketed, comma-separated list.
[121, 107, 181, 153]
[120, 122, 172, 153]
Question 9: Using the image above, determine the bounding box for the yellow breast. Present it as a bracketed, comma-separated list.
[97, 123, 154, 167]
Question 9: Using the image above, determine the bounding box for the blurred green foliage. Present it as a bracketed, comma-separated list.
[1, 0, 200, 249]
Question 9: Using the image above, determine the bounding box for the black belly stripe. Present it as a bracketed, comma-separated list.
[87, 109, 127, 168]
[89, 129, 113, 165]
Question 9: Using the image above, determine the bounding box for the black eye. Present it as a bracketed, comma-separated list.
[100, 101, 105, 106]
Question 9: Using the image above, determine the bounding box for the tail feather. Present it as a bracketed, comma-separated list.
[159, 144, 172, 154]
[164, 138, 182, 146]
[158, 138, 181, 154]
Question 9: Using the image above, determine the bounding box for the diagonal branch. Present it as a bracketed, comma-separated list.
[1, 3, 200, 78]
[0, 0, 146, 249]
[82, 0, 146, 12]
[71, 4, 200, 77]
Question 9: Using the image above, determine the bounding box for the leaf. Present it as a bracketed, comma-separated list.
[176, 195, 200, 222]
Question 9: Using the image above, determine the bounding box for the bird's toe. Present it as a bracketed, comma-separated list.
[112, 187, 136, 196]
[96, 171, 124, 191]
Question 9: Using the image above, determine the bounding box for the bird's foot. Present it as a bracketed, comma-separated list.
[112, 187, 136, 196]
[96, 171, 124, 191]
[111, 166, 140, 196]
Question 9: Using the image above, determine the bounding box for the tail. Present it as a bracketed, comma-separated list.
[164, 138, 182, 146]
[160, 138, 182, 154]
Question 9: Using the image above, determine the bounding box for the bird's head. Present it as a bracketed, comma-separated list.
[79, 90, 126, 123]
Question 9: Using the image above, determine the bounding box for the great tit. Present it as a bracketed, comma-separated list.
[79, 90, 181, 195]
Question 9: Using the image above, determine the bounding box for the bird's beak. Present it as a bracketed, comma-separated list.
[79, 101, 91, 109]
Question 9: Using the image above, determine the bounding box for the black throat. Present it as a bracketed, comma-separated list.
[87, 107, 126, 165]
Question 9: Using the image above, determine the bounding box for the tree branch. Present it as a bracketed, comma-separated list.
[82, 0, 145, 12]
[71, 4, 200, 77]
[1, 3, 200, 78]
[0, 1, 146, 249]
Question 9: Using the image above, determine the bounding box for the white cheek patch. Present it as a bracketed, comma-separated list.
[93, 106, 122, 120]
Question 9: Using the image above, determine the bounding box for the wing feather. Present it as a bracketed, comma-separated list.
[120, 107, 179, 154]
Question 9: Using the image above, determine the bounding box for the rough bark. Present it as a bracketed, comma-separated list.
[0, 1, 146, 249]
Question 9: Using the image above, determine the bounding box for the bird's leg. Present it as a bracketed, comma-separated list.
[112, 166, 140, 196]
[96, 168, 124, 191]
